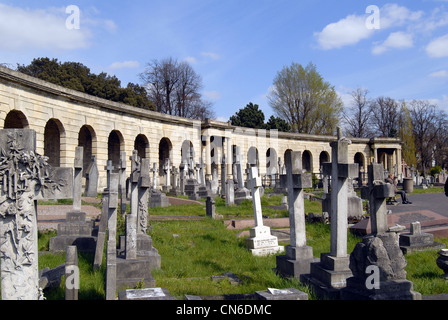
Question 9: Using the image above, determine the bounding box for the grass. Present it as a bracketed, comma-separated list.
[4, 189, 448, 300]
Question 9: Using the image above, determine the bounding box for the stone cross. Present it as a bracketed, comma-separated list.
[93, 160, 115, 270]
[245, 166, 284, 256]
[127, 150, 140, 260]
[151, 162, 158, 189]
[276, 151, 315, 278]
[361, 163, 395, 235]
[73, 146, 84, 212]
[119, 152, 127, 214]
[164, 158, 171, 189]
[105, 172, 119, 300]
[138, 158, 151, 234]
[0, 129, 73, 300]
[322, 128, 359, 258]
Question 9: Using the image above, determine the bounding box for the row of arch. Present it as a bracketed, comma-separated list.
[3, 109, 369, 182]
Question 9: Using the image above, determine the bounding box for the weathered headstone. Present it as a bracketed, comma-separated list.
[245, 166, 284, 256]
[105, 172, 119, 300]
[341, 164, 422, 300]
[0, 129, 73, 300]
[206, 196, 216, 219]
[225, 179, 235, 206]
[49, 147, 96, 253]
[302, 128, 358, 299]
[84, 155, 99, 197]
[276, 151, 318, 278]
[126, 150, 140, 260]
[399, 221, 445, 254]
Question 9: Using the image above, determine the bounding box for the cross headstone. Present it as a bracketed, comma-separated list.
[119, 152, 128, 214]
[301, 127, 358, 299]
[105, 172, 119, 300]
[0, 129, 73, 300]
[163, 158, 171, 191]
[127, 150, 140, 260]
[245, 166, 284, 256]
[138, 158, 151, 234]
[276, 151, 317, 278]
[151, 162, 158, 189]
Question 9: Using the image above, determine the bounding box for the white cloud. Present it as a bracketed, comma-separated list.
[429, 70, 448, 77]
[372, 31, 414, 55]
[426, 33, 448, 57]
[0, 4, 92, 51]
[108, 61, 140, 69]
[380, 4, 423, 29]
[203, 91, 222, 101]
[201, 52, 220, 60]
[184, 56, 198, 64]
[315, 14, 373, 50]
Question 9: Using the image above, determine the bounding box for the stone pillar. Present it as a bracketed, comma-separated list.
[105, 172, 119, 300]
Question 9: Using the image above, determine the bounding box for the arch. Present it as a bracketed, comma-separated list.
[135, 134, 150, 160]
[108, 130, 124, 169]
[159, 137, 172, 175]
[247, 146, 259, 167]
[302, 150, 313, 173]
[266, 148, 278, 175]
[181, 140, 194, 164]
[319, 151, 330, 169]
[78, 125, 97, 175]
[354, 152, 365, 170]
[44, 119, 65, 167]
[4, 110, 29, 129]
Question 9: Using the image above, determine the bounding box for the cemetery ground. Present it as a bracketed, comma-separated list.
[3, 187, 448, 300]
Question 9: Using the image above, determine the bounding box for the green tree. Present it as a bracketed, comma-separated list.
[17, 57, 154, 110]
[265, 115, 291, 132]
[229, 102, 265, 129]
[268, 62, 342, 135]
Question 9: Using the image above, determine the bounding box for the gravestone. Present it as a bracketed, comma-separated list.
[341, 164, 422, 300]
[206, 196, 216, 219]
[399, 221, 445, 254]
[105, 172, 119, 300]
[255, 288, 308, 300]
[245, 166, 284, 256]
[49, 147, 96, 253]
[119, 152, 128, 215]
[93, 160, 114, 270]
[234, 147, 251, 204]
[301, 128, 358, 300]
[276, 151, 318, 278]
[149, 162, 169, 207]
[170, 166, 181, 196]
[225, 179, 235, 206]
[0, 129, 73, 300]
[116, 157, 160, 291]
[185, 160, 200, 200]
[84, 155, 99, 197]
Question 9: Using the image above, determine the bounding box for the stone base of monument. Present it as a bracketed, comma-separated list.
[49, 211, 96, 253]
[118, 287, 175, 300]
[149, 190, 170, 208]
[340, 278, 422, 300]
[276, 245, 320, 278]
[115, 233, 161, 291]
[399, 229, 446, 254]
[255, 287, 308, 300]
[235, 187, 252, 204]
[245, 226, 284, 256]
[300, 253, 352, 300]
[185, 179, 200, 200]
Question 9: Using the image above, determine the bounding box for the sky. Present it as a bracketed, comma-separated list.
[0, 0, 447, 122]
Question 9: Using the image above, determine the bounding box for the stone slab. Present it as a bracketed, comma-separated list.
[255, 288, 308, 300]
[118, 288, 175, 300]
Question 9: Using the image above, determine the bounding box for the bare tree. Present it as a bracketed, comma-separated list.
[140, 57, 214, 120]
[408, 100, 447, 174]
[343, 88, 373, 138]
[370, 96, 400, 137]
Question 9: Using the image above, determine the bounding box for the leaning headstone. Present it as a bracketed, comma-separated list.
[84, 155, 99, 197]
[276, 151, 318, 278]
[301, 128, 358, 300]
[0, 129, 73, 300]
[341, 164, 422, 300]
[245, 167, 284, 256]
[65, 246, 79, 300]
[49, 147, 96, 253]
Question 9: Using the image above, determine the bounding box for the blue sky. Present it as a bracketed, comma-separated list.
[1, 1, 447, 122]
